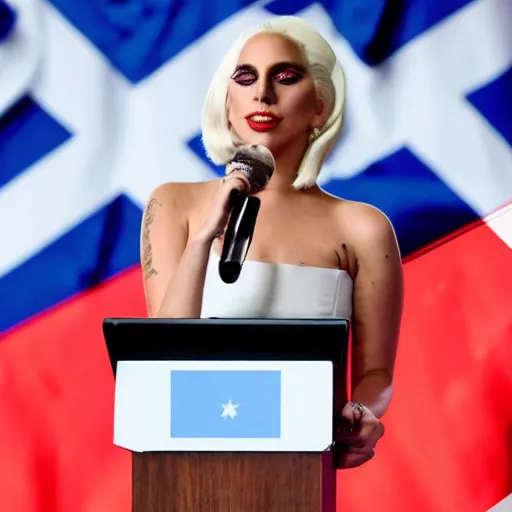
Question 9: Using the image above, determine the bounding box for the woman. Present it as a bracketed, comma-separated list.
[140, 16, 403, 469]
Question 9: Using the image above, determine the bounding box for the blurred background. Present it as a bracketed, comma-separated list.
[0, 0, 511, 510]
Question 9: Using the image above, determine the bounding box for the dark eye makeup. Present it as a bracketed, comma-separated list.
[231, 62, 306, 86]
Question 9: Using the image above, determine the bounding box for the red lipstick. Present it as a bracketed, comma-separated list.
[245, 111, 282, 132]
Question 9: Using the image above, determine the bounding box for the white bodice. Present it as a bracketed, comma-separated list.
[201, 249, 353, 319]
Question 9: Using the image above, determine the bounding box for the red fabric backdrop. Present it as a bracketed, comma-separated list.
[1, 216, 511, 512]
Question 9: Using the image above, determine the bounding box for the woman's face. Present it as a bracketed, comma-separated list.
[227, 32, 326, 158]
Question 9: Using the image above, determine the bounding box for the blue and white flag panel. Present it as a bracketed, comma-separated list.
[0, 0, 511, 332]
[170, 370, 282, 439]
[113, 361, 333, 452]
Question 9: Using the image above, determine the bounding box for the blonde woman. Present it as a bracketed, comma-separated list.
[140, 16, 403, 469]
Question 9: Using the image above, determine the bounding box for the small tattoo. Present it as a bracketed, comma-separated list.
[141, 197, 161, 279]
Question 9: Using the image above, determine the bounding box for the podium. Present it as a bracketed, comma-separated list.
[103, 318, 349, 512]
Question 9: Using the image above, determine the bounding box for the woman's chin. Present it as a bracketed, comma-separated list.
[234, 127, 306, 158]
[237, 132, 282, 154]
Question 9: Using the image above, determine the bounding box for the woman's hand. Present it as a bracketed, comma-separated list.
[196, 171, 251, 243]
[334, 401, 385, 469]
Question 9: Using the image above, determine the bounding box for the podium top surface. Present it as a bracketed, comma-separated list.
[102, 317, 349, 376]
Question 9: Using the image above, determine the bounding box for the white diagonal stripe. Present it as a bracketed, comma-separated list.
[0, 0, 41, 118]
[485, 201, 512, 249]
[310, 0, 512, 214]
[487, 493, 512, 512]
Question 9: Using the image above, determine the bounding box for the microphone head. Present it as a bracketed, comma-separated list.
[226, 144, 275, 193]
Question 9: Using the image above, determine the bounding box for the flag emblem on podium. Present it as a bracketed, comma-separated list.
[170, 370, 281, 439]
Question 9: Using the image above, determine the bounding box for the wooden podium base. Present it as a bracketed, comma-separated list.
[133, 451, 336, 512]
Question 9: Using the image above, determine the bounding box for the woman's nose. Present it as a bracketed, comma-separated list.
[254, 77, 276, 105]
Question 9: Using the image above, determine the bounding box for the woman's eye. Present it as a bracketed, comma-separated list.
[275, 70, 302, 84]
[233, 73, 256, 85]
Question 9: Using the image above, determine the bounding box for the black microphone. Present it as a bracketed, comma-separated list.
[219, 144, 275, 284]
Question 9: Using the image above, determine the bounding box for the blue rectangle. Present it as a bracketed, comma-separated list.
[170, 370, 281, 439]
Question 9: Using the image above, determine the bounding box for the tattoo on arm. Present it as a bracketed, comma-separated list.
[141, 197, 161, 279]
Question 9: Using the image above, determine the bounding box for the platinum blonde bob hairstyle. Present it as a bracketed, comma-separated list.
[201, 16, 346, 189]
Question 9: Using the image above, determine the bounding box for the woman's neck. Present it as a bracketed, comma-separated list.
[263, 141, 310, 194]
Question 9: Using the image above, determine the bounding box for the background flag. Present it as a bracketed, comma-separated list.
[0, 0, 511, 511]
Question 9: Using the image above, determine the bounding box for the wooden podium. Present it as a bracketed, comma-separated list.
[103, 318, 349, 512]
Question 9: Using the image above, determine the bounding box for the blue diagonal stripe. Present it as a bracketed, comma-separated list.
[47, 0, 260, 83]
[466, 65, 512, 148]
[0, 194, 142, 333]
[265, 0, 475, 65]
[0, 96, 72, 188]
[324, 147, 479, 257]
[0, 0, 16, 40]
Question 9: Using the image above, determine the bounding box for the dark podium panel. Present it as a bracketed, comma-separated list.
[103, 317, 349, 512]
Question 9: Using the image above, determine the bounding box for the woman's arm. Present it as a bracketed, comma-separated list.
[151, 235, 214, 318]
[141, 174, 251, 318]
[349, 204, 404, 418]
[333, 202, 403, 469]
[140, 183, 213, 318]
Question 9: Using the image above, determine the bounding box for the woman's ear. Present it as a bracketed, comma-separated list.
[315, 96, 324, 116]
[312, 96, 327, 129]
[225, 98, 232, 128]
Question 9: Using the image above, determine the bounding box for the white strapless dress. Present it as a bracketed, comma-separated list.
[201, 249, 353, 319]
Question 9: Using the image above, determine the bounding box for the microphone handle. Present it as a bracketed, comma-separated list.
[219, 192, 261, 284]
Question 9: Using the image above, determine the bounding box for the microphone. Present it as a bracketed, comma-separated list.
[219, 144, 275, 284]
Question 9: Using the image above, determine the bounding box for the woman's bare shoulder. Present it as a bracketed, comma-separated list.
[318, 190, 399, 253]
[146, 179, 220, 214]
[342, 200, 394, 237]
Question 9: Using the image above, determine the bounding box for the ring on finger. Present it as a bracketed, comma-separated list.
[349, 401, 366, 416]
